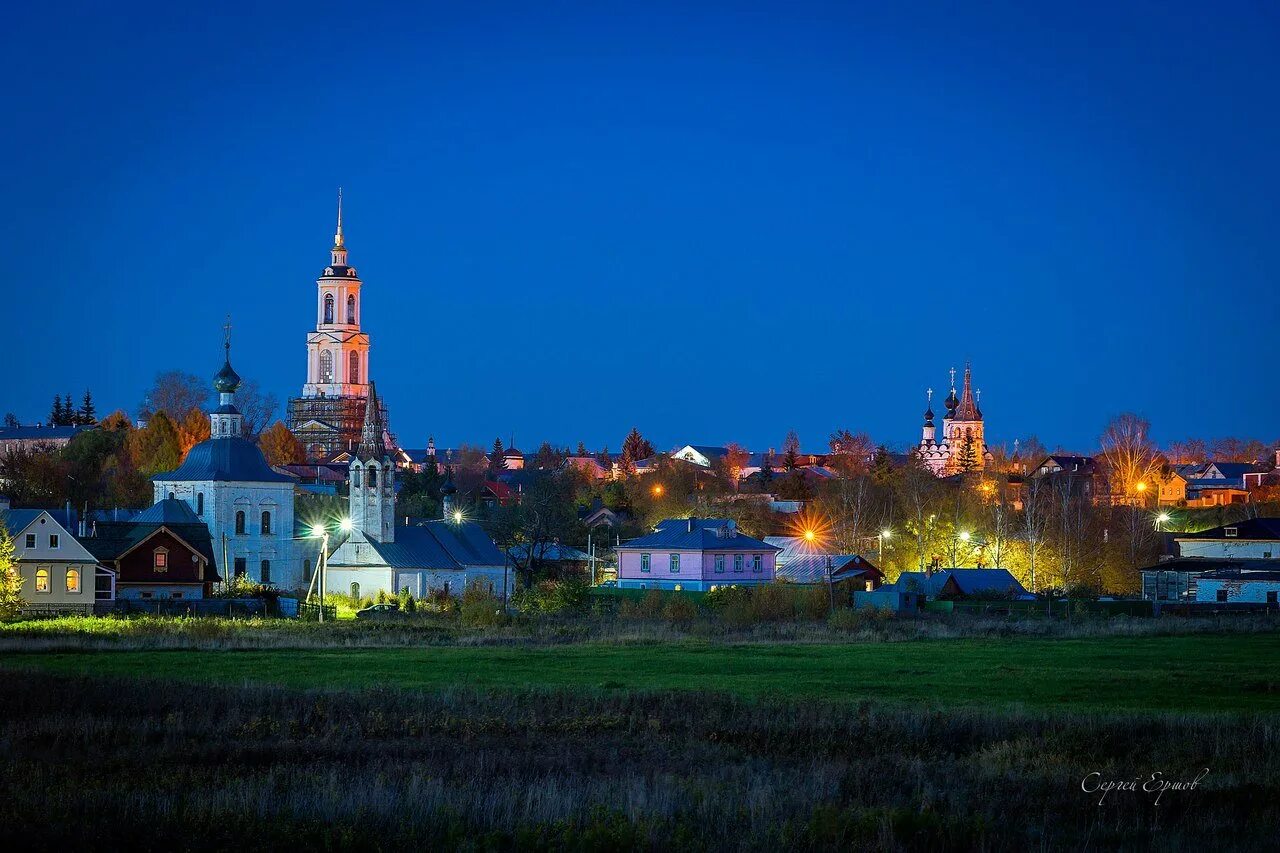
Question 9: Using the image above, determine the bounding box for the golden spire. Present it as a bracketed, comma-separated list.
[334, 187, 344, 248]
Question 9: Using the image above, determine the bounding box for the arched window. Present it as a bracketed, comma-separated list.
[196, 492, 204, 515]
[348, 351, 359, 384]
[368, 465, 378, 488]
[303, 559, 312, 583]
[261, 510, 272, 535]
[35, 568, 49, 593]
[235, 511, 246, 535]
[66, 568, 80, 593]
[347, 294, 356, 324]
[320, 351, 333, 383]
[168, 492, 175, 500]
[324, 293, 334, 323]
[352, 467, 361, 488]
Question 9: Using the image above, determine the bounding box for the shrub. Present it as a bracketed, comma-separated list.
[661, 595, 697, 625]
[828, 606, 890, 632]
[512, 580, 591, 615]
[460, 581, 507, 627]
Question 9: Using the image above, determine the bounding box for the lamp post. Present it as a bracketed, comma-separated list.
[308, 518, 352, 623]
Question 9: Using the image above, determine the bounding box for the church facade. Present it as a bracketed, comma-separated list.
[326, 387, 511, 601]
[916, 364, 991, 476]
[153, 338, 314, 589]
[286, 193, 391, 461]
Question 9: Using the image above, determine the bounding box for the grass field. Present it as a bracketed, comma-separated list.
[11, 632, 1280, 713]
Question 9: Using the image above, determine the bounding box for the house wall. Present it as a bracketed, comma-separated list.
[617, 548, 776, 590]
[1178, 539, 1279, 560]
[118, 584, 207, 600]
[152, 479, 299, 589]
[115, 528, 208, 586]
[1195, 578, 1280, 604]
[326, 565, 511, 600]
[12, 513, 102, 606]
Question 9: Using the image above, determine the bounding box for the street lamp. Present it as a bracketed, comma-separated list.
[651, 484, 664, 498]
[306, 518, 351, 623]
[452, 509, 463, 524]
[1156, 512, 1171, 530]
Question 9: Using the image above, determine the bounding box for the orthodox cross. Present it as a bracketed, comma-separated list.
[949, 366, 956, 391]
[223, 315, 232, 357]
[927, 387, 933, 402]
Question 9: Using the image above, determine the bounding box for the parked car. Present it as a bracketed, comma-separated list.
[355, 602, 401, 620]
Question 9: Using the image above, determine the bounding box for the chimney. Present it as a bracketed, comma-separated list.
[687, 517, 696, 533]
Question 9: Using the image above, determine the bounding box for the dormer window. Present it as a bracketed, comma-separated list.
[153, 547, 169, 572]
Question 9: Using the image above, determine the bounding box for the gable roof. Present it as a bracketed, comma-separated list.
[340, 520, 508, 571]
[1, 508, 78, 536]
[619, 518, 780, 552]
[775, 553, 882, 584]
[0, 424, 96, 442]
[85, 517, 221, 581]
[895, 569, 1028, 597]
[133, 498, 203, 525]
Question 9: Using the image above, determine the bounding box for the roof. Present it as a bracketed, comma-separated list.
[895, 569, 1028, 597]
[133, 498, 203, 525]
[339, 520, 507, 570]
[1, 508, 78, 535]
[153, 436, 293, 484]
[1197, 569, 1280, 582]
[85, 514, 221, 581]
[508, 542, 592, 562]
[619, 518, 780, 552]
[0, 424, 95, 442]
[1139, 557, 1278, 574]
[1177, 519, 1280, 541]
[775, 553, 882, 584]
[1032, 455, 1097, 475]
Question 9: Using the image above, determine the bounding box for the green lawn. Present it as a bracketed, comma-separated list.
[10, 634, 1280, 713]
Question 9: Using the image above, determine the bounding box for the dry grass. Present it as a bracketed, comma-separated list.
[1, 670, 1275, 850]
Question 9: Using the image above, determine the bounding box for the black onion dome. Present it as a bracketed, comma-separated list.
[213, 359, 241, 393]
[440, 470, 458, 496]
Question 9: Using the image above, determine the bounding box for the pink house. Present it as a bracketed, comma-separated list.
[616, 517, 780, 591]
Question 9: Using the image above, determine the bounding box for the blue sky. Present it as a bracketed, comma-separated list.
[5, 1, 1278, 453]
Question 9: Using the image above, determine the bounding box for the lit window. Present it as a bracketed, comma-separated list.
[49, 534, 59, 549]
[669, 554, 680, 573]
[640, 553, 650, 573]
[154, 548, 168, 572]
[734, 555, 744, 573]
[320, 350, 333, 383]
[35, 568, 50, 592]
[66, 568, 80, 594]
[715, 555, 725, 573]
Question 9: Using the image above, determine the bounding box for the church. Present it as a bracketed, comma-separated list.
[152, 335, 314, 589]
[915, 364, 991, 476]
[286, 192, 392, 461]
[324, 383, 512, 601]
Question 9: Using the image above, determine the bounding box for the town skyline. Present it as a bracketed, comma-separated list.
[8, 3, 1279, 450]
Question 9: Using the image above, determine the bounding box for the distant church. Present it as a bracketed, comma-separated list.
[286, 191, 392, 461]
[916, 364, 991, 476]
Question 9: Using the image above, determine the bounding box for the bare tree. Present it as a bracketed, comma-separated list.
[1020, 474, 1050, 592]
[1099, 413, 1160, 505]
[234, 379, 278, 439]
[140, 371, 209, 422]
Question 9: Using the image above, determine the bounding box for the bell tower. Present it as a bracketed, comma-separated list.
[348, 381, 395, 543]
[303, 188, 371, 398]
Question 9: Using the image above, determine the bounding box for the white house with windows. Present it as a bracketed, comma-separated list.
[151, 339, 312, 589]
[2, 508, 115, 611]
[1175, 519, 1280, 561]
[1194, 570, 1280, 605]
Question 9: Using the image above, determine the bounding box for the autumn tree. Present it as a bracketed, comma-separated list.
[722, 442, 750, 490]
[258, 422, 306, 466]
[176, 407, 210, 458]
[1099, 413, 1160, 504]
[0, 523, 22, 619]
[128, 411, 182, 476]
[827, 429, 874, 478]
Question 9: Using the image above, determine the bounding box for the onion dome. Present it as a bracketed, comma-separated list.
[944, 388, 958, 413]
[440, 468, 457, 496]
[213, 356, 241, 393]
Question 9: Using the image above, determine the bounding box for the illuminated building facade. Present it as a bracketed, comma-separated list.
[286, 192, 390, 460]
[916, 363, 989, 476]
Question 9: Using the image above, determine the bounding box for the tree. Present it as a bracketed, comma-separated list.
[141, 371, 209, 423]
[957, 431, 980, 474]
[489, 438, 507, 477]
[723, 442, 750, 490]
[620, 428, 654, 473]
[0, 523, 22, 619]
[3, 413, 17, 429]
[1099, 413, 1159, 504]
[782, 430, 800, 472]
[76, 389, 97, 425]
[533, 442, 565, 470]
[828, 429, 874, 478]
[127, 411, 182, 476]
[176, 407, 210, 458]
[234, 379, 278, 438]
[258, 422, 306, 466]
[575, 442, 589, 457]
[100, 410, 133, 431]
[49, 395, 64, 427]
[758, 451, 774, 489]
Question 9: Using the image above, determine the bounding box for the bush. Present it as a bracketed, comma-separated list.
[460, 581, 508, 627]
[661, 595, 697, 625]
[512, 580, 591, 615]
[828, 605, 890, 632]
[618, 589, 667, 620]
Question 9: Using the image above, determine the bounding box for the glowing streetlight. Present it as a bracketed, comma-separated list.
[804, 529, 816, 543]
[452, 510, 463, 524]
[880, 529, 891, 540]
[959, 530, 971, 542]
[1135, 482, 1147, 493]
[651, 484, 664, 497]
[340, 518, 353, 532]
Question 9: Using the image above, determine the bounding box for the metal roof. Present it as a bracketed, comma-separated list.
[619, 518, 780, 552]
[153, 436, 293, 484]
